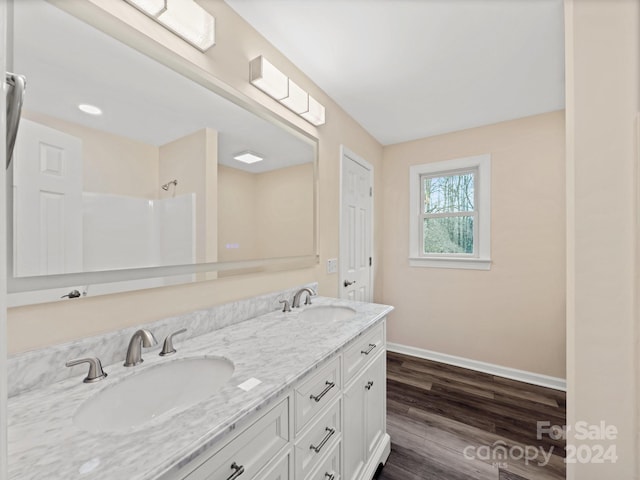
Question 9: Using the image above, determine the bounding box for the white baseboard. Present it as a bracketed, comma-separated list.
[387, 342, 566, 391]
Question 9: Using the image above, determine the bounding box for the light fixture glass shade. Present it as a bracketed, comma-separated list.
[250, 56, 289, 101]
[124, 0, 167, 17]
[280, 79, 309, 114]
[125, 0, 215, 51]
[300, 95, 326, 126]
[233, 151, 264, 164]
[158, 0, 215, 51]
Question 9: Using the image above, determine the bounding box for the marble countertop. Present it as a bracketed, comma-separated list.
[8, 297, 393, 480]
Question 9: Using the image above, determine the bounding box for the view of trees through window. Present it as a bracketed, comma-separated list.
[422, 171, 475, 254]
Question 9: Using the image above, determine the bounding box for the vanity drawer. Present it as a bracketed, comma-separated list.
[295, 356, 341, 434]
[255, 451, 291, 480]
[307, 442, 340, 480]
[184, 398, 289, 480]
[294, 399, 341, 480]
[343, 321, 385, 385]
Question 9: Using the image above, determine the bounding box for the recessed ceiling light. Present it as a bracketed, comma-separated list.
[78, 104, 103, 116]
[233, 151, 264, 164]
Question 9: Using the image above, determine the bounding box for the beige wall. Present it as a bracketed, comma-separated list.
[565, 0, 639, 478]
[382, 111, 566, 378]
[7, 0, 383, 353]
[256, 163, 315, 259]
[218, 163, 314, 262]
[218, 165, 259, 262]
[22, 110, 160, 199]
[159, 128, 218, 263]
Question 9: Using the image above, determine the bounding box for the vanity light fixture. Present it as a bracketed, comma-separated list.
[280, 79, 309, 114]
[249, 56, 289, 100]
[78, 104, 103, 116]
[249, 55, 326, 126]
[124, 0, 215, 52]
[125, 0, 166, 16]
[233, 151, 264, 164]
[300, 95, 326, 126]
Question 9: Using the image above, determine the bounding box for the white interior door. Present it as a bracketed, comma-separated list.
[13, 119, 83, 276]
[340, 146, 373, 302]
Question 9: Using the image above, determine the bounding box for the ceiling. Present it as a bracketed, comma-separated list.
[13, 0, 314, 174]
[225, 0, 565, 146]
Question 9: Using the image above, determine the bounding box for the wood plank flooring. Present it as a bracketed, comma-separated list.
[376, 352, 566, 480]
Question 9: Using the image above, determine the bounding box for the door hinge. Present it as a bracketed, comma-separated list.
[369, 257, 372, 267]
[369, 186, 372, 197]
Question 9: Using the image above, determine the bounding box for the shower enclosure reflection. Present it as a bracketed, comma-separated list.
[9, 0, 316, 303]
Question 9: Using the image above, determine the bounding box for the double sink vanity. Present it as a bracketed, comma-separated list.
[7, 287, 393, 480]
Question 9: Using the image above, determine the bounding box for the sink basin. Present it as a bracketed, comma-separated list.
[73, 357, 234, 433]
[299, 305, 357, 322]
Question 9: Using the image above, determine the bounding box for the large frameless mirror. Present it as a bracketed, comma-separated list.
[8, 0, 317, 306]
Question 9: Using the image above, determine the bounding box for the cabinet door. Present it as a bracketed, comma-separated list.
[343, 376, 366, 480]
[364, 353, 385, 461]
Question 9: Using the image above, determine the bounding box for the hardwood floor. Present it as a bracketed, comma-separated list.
[376, 352, 566, 480]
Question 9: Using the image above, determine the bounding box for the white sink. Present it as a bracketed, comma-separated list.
[73, 357, 234, 433]
[299, 305, 357, 322]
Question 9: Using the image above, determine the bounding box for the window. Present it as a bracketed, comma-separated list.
[409, 154, 491, 270]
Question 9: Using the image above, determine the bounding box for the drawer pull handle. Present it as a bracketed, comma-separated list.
[310, 427, 336, 453]
[325, 473, 336, 480]
[310, 381, 335, 402]
[361, 343, 376, 355]
[226, 462, 245, 480]
[365, 380, 374, 390]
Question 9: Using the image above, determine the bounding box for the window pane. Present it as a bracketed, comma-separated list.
[423, 172, 474, 214]
[423, 216, 474, 254]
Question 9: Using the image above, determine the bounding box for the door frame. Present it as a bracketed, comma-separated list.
[339, 145, 374, 301]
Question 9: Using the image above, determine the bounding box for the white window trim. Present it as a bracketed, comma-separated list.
[409, 154, 491, 270]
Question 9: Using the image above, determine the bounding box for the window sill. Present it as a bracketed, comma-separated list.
[409, 257, 492, 271]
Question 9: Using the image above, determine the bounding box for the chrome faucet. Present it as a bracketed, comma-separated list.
[292, 287, 316, 308]
[124, 329, 157, 367]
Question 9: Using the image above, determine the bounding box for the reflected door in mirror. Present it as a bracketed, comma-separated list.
[13, 119, 83, 276]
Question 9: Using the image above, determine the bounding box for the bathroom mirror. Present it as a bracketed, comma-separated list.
[7, 0, 317, 305]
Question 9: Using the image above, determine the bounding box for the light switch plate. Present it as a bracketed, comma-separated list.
[326, 258, 338, 274]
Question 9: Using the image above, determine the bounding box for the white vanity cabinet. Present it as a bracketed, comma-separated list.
[342, 327, 387, 480]
[172, 319, 388, 480]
